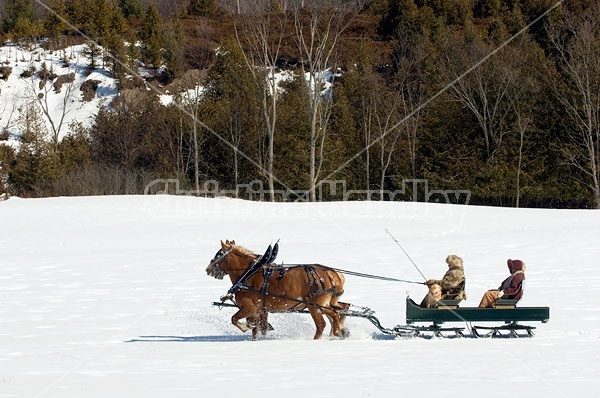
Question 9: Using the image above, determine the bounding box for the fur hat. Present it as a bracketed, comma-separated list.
[446, 254, 463, 268]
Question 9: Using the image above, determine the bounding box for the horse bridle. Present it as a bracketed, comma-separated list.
[208, 247, 258, 274]
[208, 248, 231, 272]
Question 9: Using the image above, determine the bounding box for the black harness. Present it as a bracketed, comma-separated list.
[221, 261, 337, 311]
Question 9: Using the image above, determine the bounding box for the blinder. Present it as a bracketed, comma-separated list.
[207, 247, 231, 279]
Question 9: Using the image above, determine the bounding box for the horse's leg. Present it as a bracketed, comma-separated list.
[325, 313, 335, 336]
[307, 305, 327, 339]
[258, 309, 269, 337]
[325, 298, 348, 337]
[248, 314, 261, 340]
[327, 295, 339, 337]
[334, 301, 351, 338]
[321, 306, 342, 337]
[325, 270, 348, 337]
[323, 307, 341, 337]
[231, 302, 258, 334]
[324, 295, 350, 337]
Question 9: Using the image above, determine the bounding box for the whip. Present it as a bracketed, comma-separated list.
[385, 228, 427, 282]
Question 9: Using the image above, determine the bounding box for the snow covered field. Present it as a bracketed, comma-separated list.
[1, 195, 599, 397]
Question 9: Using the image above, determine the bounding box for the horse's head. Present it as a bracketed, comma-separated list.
[205, 240, 235, 280]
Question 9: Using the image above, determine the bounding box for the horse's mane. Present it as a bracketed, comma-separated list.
[230, 244, 259, 260]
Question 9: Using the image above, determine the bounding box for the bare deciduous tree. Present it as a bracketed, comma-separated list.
[507, 40, 543, 208]
[22, 63, 75, 153]
[235, 7, 287, 201]
[0, 93, 19, 138]
[548, 5, 600, 208]
[375, 91, 403, 200]
[357, 69, 377, 198]
[392, 32, 429, 179]
[179, 79, 206, 194]
[353, 64, 407, 200]
[441, 36, 517, 163]
[292, 0, 362, 201]
[175, 23, 213, 194]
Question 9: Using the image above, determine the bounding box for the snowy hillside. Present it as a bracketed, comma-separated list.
[1, 195, 599, 397]
[0, 42, 333, 147]
[0, 43, 119, 144]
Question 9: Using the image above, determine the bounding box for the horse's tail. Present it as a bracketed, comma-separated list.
[334, 271, 345, 296]
[313, 265, 350, 337]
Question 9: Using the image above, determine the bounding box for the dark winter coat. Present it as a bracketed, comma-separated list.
[499, 259, 526, 300]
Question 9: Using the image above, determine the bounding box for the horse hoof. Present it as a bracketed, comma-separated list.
[235, 322, 254, 333]
[341, 328, 351, 338]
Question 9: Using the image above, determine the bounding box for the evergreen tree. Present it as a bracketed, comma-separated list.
[103, 3, 128, 79]
[119, 0, 144, 19]
[275, 73, 310, 193]
[44, 0, 69, 44]
[9, 102, 60, 196]
[0, 143, 16, 197]
[139, 4, 164, 69]
[188, 0, 215, 16]
[473, 0, 501, 18]
[204, 38, 260, 188]
[163, 19, 186, 82]
[1, 0, 37, 37]
[378, 0, 419, 37]
[95, 0, 114, 44]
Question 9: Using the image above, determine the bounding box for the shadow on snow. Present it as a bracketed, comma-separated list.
[125, 335, 253, 343]
[125, 333, 413, 342]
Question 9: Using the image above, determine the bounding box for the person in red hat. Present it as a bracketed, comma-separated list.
[478, 259, 526, 308]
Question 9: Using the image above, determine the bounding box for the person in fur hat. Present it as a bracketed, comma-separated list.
[420, 254, 466, 308]
[478, 259, 526, 308]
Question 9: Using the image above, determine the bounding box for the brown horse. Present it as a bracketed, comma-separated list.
[206, 240, 348, 340]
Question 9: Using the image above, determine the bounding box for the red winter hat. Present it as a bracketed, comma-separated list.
[507, 259, 524, 272]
